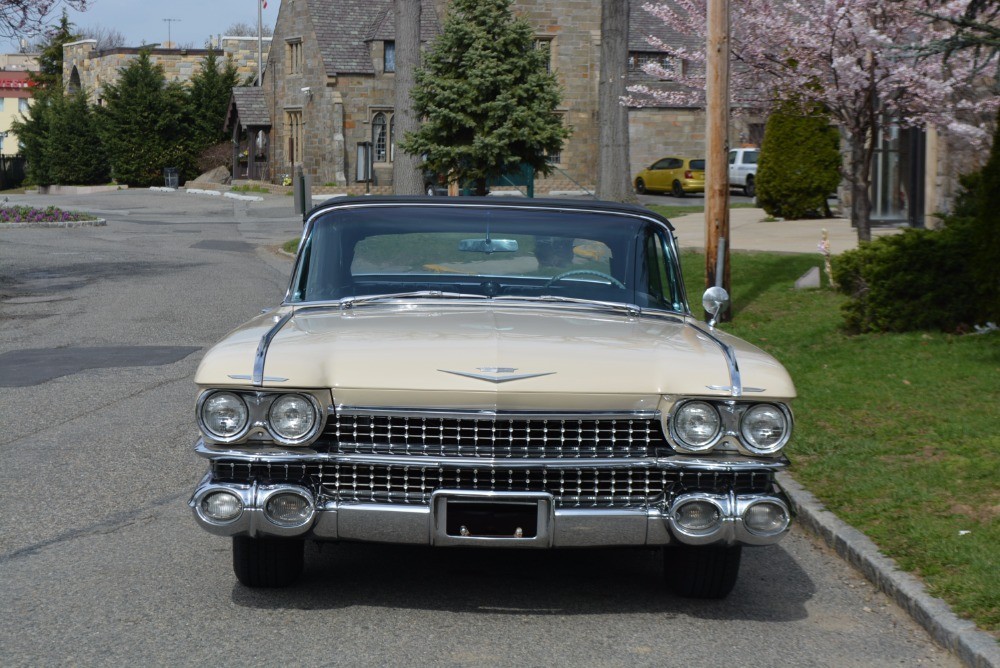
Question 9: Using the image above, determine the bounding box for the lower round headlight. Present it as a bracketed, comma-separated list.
[201, 492, 243, 522]
[264, 493, 312, 526]
[739, 404, 789, 454]
[268, 394, 318, 443]
[672, 401, 722, 451]
[743, 501, 789, 535]
[674, 500, 722, 533]
[201, 392, 249, 439]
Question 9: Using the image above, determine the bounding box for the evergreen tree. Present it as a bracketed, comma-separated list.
[187, 50, 240, 149]
[400, 0, 570, 195]
[756, 103, 841, 220]
[97, 51, 195, 186]
[32, 11, 78, 88]
[45, 90, 109, 185]
[9, 87, 55, 185]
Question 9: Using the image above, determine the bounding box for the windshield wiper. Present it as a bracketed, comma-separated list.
[493, 294, 642, 314]
[339, 291, 489, 308]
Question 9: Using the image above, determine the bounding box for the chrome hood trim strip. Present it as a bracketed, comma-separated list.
[687, 322, 742, 397]
[252, 310, 295, 387]
[335, 407, 661, 420]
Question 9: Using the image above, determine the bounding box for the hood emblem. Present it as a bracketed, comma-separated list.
[439, 367, 556, 383]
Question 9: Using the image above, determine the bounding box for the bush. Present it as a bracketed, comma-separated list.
[832, 222, 977, 333]
[756, 103, 840, 220]
[45, 90, 109, 185]
[196, 142, 233, 174]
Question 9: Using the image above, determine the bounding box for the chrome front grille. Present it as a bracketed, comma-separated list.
[324, 412, 667, 459]
[210, 460, 774, 508]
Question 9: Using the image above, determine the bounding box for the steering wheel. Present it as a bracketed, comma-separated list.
[544, 269, 626, 289]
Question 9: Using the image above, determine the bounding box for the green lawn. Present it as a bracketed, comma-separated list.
[679, 250, 999, 635]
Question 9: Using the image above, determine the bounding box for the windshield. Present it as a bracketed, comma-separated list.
[288, 204, 686, 312]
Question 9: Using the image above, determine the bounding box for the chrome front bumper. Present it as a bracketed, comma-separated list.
[189, 474, 792, 548]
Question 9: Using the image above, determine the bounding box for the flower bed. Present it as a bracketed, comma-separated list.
[0, 205, 96, 224]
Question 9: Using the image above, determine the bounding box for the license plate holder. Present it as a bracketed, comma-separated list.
[431, 491, 553, 547]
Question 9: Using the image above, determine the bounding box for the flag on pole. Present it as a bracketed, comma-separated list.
[262, 0, 267, 8]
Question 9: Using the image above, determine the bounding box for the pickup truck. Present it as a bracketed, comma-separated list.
[729, 148, 759, 197]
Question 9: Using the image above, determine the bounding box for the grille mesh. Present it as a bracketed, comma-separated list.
[210, 460, 773, 508]
[325, 413, 666, 459]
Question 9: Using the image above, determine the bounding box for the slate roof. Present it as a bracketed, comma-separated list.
[310, 0, 441, 76]
[225, 86, 271, 131]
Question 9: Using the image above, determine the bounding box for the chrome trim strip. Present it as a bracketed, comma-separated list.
[229, 374, 289, 383]
[438, 369, 556, 383]
[334, 407, 662, 420]
[687, 322, 742, 398]
[252, 310, 295, 387]
[656, 455, 788, 471]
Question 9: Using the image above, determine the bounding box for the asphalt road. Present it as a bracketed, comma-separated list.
[0, 190, 959, 667]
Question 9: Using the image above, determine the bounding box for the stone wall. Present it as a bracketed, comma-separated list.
[63, 37, 270, 103]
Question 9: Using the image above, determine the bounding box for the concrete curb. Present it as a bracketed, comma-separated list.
[0, 218, 107, 229]
[778, 472, 999, 668]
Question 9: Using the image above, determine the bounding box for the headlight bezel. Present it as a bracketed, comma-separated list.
[197, 389, 327, 447]
[665, 399, 793, 457]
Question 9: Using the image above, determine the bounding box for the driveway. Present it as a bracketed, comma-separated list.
[0, 189, 957, 667]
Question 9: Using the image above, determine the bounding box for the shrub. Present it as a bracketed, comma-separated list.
[832, 222, 977, 333]
[45, 90, 109, 185]
[756, 102, 840, 220]
[196, 142, 233, 174]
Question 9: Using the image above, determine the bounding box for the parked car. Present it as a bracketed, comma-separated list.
[189, 197, 795, 598]
[729, 147, 759, 197]
[634, 157, 706, 197]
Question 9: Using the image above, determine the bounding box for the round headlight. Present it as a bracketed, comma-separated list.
[739, 404, 789, 454]
[201, 392, 249, 439]
[268, 394, 318, 442]
[672, 401, 722, 451]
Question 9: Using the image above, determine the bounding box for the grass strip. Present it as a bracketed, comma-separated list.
[680, 250, 999, 635]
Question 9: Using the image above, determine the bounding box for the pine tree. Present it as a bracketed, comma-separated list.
[97, 51, 195, 186]
[756, 103, 841, 220]
[45, 90, 109, 185]
[9, 87, 55, 186]
[32, 11, 78, 89]
[400, 0, 570, 195]
[187, 50, 240, 150]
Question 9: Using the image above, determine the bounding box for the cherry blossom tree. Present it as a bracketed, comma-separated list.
[2, 0, 88, 42]
[629, 0, 998, 241]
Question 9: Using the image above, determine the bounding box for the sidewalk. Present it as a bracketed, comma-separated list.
[667, 207, 903, 254]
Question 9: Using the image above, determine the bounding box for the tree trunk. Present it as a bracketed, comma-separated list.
[849, 131, 873, 242]
[596, 0, 638, 203]
[393, 0, 425, 195]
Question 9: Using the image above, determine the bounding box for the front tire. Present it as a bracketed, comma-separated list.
[635, 178, 647, 194]
[425, 184, 436, 196]
[664, 545, 742, 599]
[744, 175, 755, 198]
[672, 180, 686, 197]
[233, 536, 304, 588]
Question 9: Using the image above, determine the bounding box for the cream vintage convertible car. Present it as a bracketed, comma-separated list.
[190, 197, 795, 597]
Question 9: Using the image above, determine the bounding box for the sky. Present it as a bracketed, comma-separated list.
[5, 0, 277, 53]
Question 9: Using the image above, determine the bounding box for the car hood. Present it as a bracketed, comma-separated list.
[195, 304, 796, 410]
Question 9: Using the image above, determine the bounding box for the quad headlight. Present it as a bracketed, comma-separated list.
[667, 400, 792, 456]
[197, 390, 324, 446]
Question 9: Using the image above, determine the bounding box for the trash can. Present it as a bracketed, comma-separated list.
[163, 167, 179, 188]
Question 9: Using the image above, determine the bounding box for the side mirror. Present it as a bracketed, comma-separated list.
[702, 286, 730, 328]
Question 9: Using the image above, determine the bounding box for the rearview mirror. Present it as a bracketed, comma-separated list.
[702, 286, 730, 328]
[459, 238, 519, 253]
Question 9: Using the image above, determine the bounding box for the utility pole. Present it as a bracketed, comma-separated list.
[257, 0, 263, 86]
[163, 18, 181, 48]
[704, 0, 731, 320]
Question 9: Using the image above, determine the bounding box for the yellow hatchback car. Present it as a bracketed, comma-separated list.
[634, 157, 706, 197]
